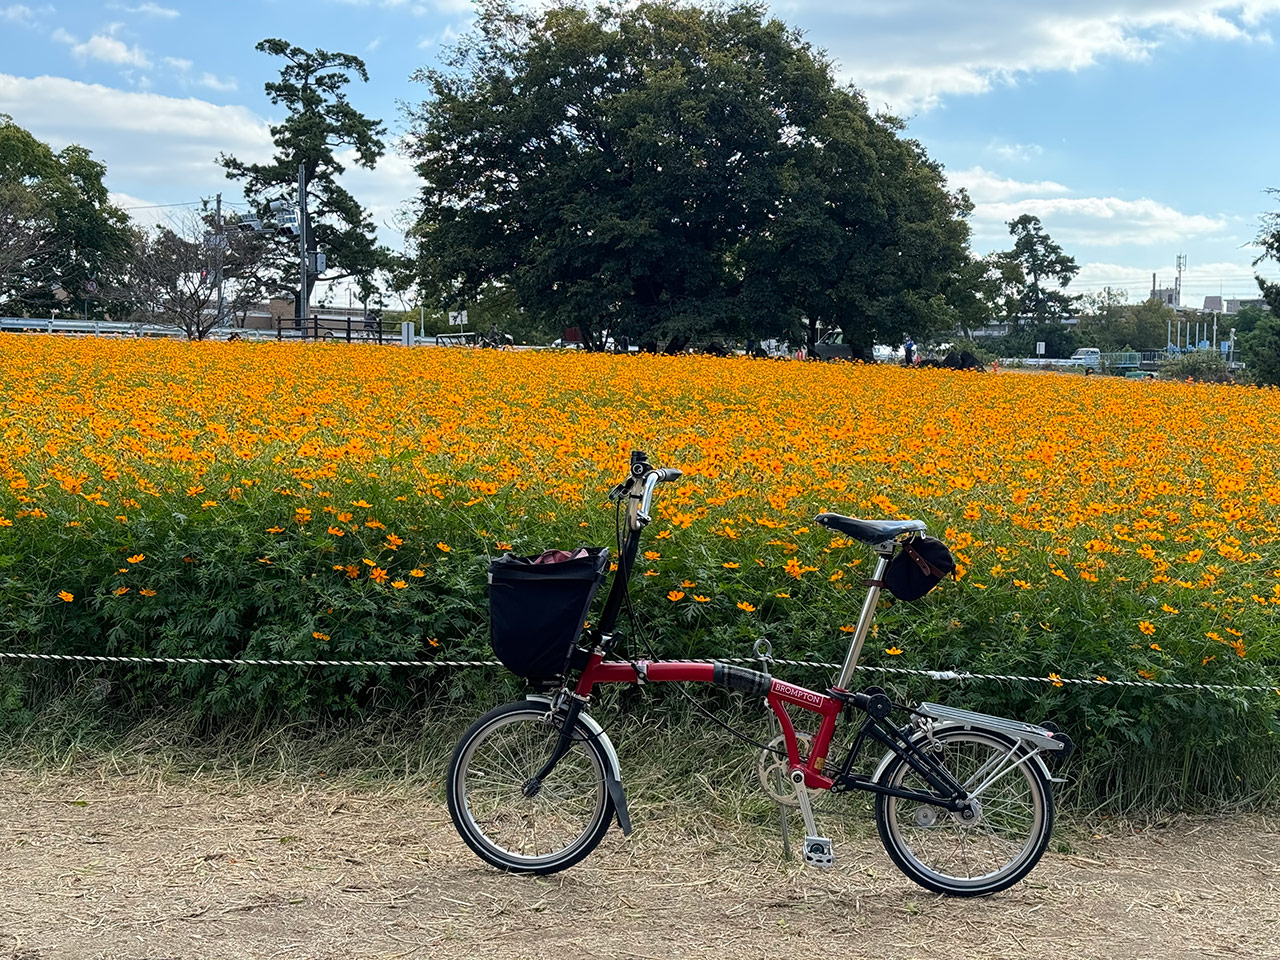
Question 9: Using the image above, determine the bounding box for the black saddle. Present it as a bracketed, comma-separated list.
[814, 513, 927, 545]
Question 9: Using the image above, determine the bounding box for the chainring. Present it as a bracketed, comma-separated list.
[756, 733, 821, 807]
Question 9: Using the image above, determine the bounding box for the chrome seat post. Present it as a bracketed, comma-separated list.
[833, 544, 895, 690]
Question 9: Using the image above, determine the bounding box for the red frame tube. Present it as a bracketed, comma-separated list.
[576, 656, 840, 790]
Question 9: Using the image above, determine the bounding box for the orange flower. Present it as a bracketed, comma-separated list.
[327, 526, 345, 536]
[1138, 621, 1155, 635]
[437, 542, 451, 552]
[391, 580, 407, 589]
[313, 632, 330, 641]
[369, 567, 389, 583]
[667, 590, 684, 602]
[884, 647, 903, 655]
[736, 601, 755, 612]
[57, 590, 74, 602]
[1048, 672, 1063, 687]
[722, 562, 740, 569]
[139, 588, 156, 597]
[692, 595, 710, 603]
[126, 554, 145, 564]
[410, 569, 425, 578]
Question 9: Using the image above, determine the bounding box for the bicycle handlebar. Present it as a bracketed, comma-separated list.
[621, 454, 682, 531]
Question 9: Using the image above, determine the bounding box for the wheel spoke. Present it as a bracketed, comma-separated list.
[452, 708, 609, 872]
[879, 730, 1049, 893]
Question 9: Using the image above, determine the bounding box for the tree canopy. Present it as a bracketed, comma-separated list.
[220, 40, 392, 317]
[0, 115, 133, 318]
[404, 0, 971, 350]
[993, 214, 1079, 324]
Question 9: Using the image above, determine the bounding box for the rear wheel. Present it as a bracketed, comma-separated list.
[446, 700, 614, 875]
[874, 728, 1053, 896]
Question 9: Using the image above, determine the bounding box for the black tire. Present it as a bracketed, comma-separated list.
[874, 728, 1054, 896]
[446, 700, 615, 875]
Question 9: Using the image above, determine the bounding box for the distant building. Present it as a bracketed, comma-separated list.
[1225, 297, 1270, 315]
[1203, 296, 1223, 312]
[1152, 286, 1179, 308]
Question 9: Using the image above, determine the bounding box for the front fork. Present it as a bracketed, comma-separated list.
[524, 692, 632, 835]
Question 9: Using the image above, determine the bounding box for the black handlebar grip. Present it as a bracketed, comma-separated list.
[655, 467, 683, 483]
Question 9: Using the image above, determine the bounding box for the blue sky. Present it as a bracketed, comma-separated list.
[2, 0, 1279, 307]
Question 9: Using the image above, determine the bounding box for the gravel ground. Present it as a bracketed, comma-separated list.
[1, 770, 1276, 960]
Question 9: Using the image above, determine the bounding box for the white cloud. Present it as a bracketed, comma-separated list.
[948, 166, 1069, 203]
[418, 21, 467, 48]
[55, 28, 153, 69]
[0, 73, 272, 192]
[113, 2, 180, 17]
[196, 72, 237, 92]
[163, 56, 193, 72]
[0, 74, 409, 249]
[1073, 259, 1277, 301]
[1, 4, 36, 25]
[990, 142, 1044, 162]
[975, 196, 1228, 247]
[810, 2, 1280, 112]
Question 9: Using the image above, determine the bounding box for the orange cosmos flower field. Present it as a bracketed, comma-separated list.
[1, 336, 1277, 799]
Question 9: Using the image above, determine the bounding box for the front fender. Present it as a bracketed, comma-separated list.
[871, 721, 1057, 787]
[527, 696, 631, 835]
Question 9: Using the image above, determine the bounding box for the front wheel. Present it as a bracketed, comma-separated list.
[446, 700, 615, 875]
[874, 728, 1054, 896]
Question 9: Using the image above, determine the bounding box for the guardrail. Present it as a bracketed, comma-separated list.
[1, 317, 190, 338]
[0, 317, 394, 343]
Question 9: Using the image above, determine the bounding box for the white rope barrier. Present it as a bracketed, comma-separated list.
[1, 651, 1276, 696]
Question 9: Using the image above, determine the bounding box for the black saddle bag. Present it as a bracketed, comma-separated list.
[883, 536, 955, 601]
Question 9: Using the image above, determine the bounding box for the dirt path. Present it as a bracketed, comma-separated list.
[1, 770, 1276, 960]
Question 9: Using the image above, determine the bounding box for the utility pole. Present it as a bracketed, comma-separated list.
[298, 163, 309, 331]
[1175, 253, 1186, 308]
[214, 192, 226, 328]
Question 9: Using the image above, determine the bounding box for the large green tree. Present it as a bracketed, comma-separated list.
[404, 0, 971, 350]
[0, 115, 133, 318]
[220, 40, 392, 319]
[1245, 190, 1280, 384]
[995, 214, 1079, 324]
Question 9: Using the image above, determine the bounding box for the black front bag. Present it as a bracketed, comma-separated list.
[883, 536, 955, 601]
[488, 547, 610, 678]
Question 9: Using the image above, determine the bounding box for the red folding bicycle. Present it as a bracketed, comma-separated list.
[446, 452, 1072, 896]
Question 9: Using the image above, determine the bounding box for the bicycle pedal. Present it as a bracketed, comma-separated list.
[802, 836, 834, 868]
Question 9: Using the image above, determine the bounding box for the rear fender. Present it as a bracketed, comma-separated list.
[872, 721, 1058, 787]
[528, 696, 631, 835]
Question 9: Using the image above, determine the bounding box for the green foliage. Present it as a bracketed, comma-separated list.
[1159, 351, 1234, 383]
[0, 115, 133, 318]
[3, 475, 1278, 810]
[404, 0, 971, 350]
[994, 214, 1080, 324]
[988, 320, 1080, 359]
[220, 40, 393, 313]
[1075, 297, 1174, 352]
[1239, 311, 1280, 386]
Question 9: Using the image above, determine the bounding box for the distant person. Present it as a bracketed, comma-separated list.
[904, 336, 914, 365]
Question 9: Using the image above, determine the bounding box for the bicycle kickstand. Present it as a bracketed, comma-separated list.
[790, 768, 834, 868]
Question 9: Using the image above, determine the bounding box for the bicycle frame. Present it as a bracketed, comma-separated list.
[526, 452, 1062, 817]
